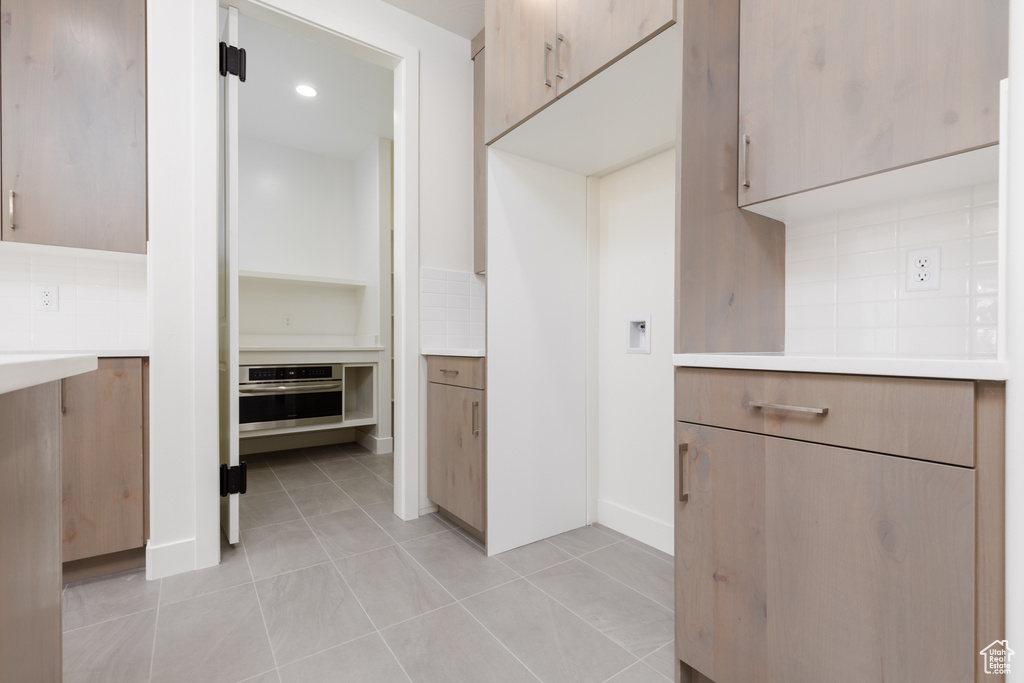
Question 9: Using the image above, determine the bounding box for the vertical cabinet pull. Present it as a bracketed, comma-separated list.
[8, 190, 15, 230]
[555, 33, 566, 80]
[678, 443, 689, 503]
[472, 401, 480, 435]
[60, 379, 66, 415]
[544, 42, 554, 87]
[741, 134, 751, 189]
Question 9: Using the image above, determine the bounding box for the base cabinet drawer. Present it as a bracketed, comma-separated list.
[675, 422, 975, 683]
[675, 367, 975, 466]
[427, 356, 486, 390]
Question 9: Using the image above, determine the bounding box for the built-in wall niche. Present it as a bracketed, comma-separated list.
[742, 145, 1004, 360]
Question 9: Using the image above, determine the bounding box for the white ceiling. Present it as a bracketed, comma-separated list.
[376, 0, 484, 40]
[238, 14, 394, 161]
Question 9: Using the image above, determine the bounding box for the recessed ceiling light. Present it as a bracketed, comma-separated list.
[295, 84, 318, 98]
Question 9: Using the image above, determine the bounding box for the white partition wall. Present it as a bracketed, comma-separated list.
[486, 149, 588, 555]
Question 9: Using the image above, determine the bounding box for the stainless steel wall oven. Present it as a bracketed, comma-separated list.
[239, 364, 344, 432]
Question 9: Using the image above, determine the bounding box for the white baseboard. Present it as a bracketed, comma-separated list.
[145, 537, 197, 580]
[358, 432, 393, 454]
[597, 499, 673, 556]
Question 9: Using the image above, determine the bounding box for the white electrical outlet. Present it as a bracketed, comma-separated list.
[906, 247, 941, 292]
[283, 314, 293, 328]
[35, 285, 59, 311]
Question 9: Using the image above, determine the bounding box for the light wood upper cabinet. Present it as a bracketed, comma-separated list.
[0, 0, 147, 253]
[484, 0, 557, 144]
[738, 0, 1008, 206]
[61, 358, 145, 563]
[554, 0, 675, 94]
[484, 0, 675, 143]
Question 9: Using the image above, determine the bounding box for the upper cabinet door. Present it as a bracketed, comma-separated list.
[484, 0, 557, 144]
[1, 0, 147, 253]
[738, 0, 1008, 206]
[554, 0, 675, 96]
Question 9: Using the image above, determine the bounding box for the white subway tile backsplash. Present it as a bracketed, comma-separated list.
[836, 222, 896, 255]
[420, 268, 486, 353]
[837, 250, 898, 280]
[446, 281, 470, 296]
[787, 304, 835, 330]
[786, 257, 834, 284]
[421, 292, 446, 308]
[899, 187, 971, 220]
[837, 202, 898, 231]
[0, 263, 31, 281]
[898, 326, 970, 356]
[0, 244, 148, 352]
[447, 308, 470, 323]
[897, 297, 970, 328]
[974, 235, 998, 265]
[420, 279, 447, 294]
[421, 306, 447, 322]
[786, 185, 998, 359]
[447, 294, 470, 309]
[837, 302, 896, 329]
[973, 181, 999, 206]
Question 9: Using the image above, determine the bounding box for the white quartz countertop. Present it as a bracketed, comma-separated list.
[422, 348, 486, 358]
[672, 352, 1009, 381]
[0, 354, 98, 395]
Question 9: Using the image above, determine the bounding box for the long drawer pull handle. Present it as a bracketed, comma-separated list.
[555, 33, 566, 80]
[749, 400, 828, 415]
[8, 190, 15, 230]
[741, 134, 751, 189]
[544, 42, 553, 87]
[678, 443, 689, 503]
[440, 369, 459, 375]
[472, 401, 480, 435]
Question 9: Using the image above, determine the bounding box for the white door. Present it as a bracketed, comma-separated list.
[218, 6, 241, 543]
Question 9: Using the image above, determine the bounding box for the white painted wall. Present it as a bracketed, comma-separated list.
[487, 149, 588, 555]
[146, 0, 468, 578]
[238, 137, 358, 280]
[1004, 5, 1023, 671]
[595, 150, 676, 554]
[353, 139, 384, 338]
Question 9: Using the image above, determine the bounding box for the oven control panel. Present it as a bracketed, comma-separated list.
[246, 365, 336, 382]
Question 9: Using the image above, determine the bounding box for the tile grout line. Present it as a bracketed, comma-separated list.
[62, 603, 159, 635]
[240, 529, 282, 675]
[574, 541, 675, 612]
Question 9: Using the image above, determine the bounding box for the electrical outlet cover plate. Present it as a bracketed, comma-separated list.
[906, 247, 941, 292]
[34, 285, 59, 311]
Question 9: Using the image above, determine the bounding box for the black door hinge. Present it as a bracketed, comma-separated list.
[220, 462, 248, 497]
[219, 42, 246, 82]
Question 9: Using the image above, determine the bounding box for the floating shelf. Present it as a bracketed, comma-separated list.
[238, 270, 367, 287]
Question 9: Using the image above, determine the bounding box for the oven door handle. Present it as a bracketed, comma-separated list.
[239, 383, 343, 394]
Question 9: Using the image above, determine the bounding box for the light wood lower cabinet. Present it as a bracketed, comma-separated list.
[61, 357, 145, 563]
[0, 381, 62, 682]
[427, 356, 486, 536]
[674, 370, 1004, 683]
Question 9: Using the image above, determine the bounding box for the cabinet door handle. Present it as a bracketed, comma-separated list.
[8, 190, 15, 230]
[440, 369, 459, 376]
[749, 400, 828, 415]
[741, 134, 751, 189]
[678, 443, 689, 503]
[472, 401, 480, 435]
[555, 33, 566, 80]
[60, 378, 66, 415]
[544, 42, 553, 87]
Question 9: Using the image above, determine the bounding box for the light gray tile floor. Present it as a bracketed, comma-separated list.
[62, 444, 676, 683]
